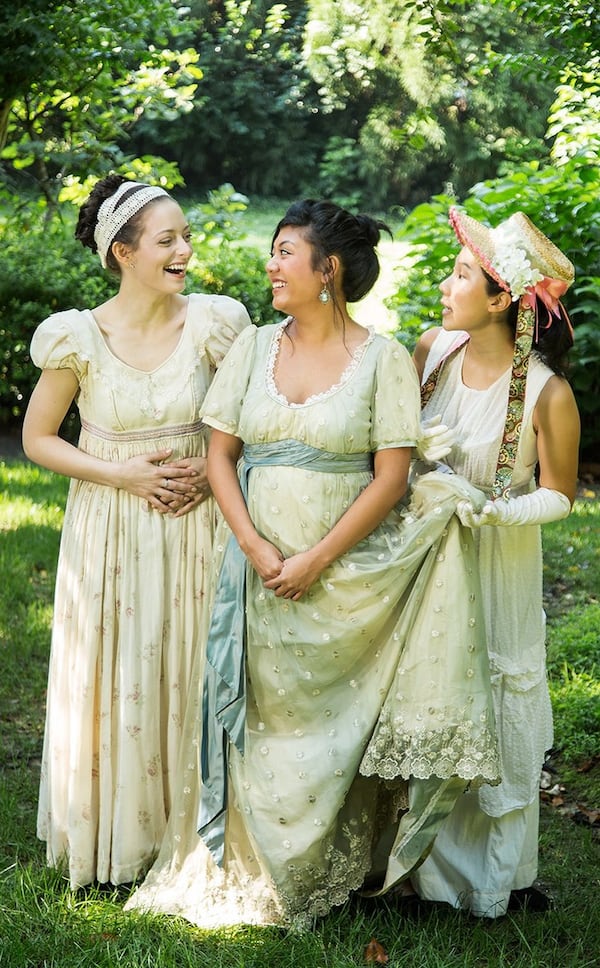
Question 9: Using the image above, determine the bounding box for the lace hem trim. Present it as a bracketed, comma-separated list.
[275, 811, 374, 925]
[360, 722, 500, 785]
[265, 320, 375, 408]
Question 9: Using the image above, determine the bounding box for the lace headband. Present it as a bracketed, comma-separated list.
[94, 182, 169, 268]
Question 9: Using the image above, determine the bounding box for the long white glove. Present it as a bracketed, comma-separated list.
[457, 487, 571, 528]
[416, 414, 456, 462]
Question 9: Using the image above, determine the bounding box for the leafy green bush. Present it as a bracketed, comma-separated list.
[186, 185, 275, 327]
[386, 155, 600, 460]
[0, 186, 273, 428]
[0, 218, 116, 425]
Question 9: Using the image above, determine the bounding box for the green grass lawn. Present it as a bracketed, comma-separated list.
[1, 458, 598, 967]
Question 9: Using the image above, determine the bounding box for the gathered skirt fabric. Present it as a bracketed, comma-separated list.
[126, 469, 501, 926]
[37, 421, 217, 887]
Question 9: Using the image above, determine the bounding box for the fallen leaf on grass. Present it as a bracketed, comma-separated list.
[576, 755, 600, 774]
[364, 937, 389, 963]
[573, 805, 600, 827]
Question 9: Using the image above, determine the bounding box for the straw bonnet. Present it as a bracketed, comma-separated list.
[436, 208, 575, 500]
[449, 207, 574, 300]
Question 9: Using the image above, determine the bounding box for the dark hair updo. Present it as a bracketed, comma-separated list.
[483, 270, 574, 377]
[271, 199, 392, 303]
[74, 174, 170, 274]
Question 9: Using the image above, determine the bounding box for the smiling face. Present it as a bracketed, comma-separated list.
[117, 197, 193, 291]
[265, 225, 327, 316]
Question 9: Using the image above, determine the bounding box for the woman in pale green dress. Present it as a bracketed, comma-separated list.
[125, 199, 499, 928]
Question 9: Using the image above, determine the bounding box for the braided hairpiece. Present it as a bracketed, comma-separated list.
[94, 181, 169, 268]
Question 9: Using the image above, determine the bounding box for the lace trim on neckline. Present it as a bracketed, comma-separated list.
[265, 319, 375, 408]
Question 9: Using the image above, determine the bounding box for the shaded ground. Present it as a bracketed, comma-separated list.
[0, 429, 25, 460]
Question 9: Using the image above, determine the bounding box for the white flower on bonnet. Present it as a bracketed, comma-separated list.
[491, 222, 544, 301]
[449, 207, 574, 326]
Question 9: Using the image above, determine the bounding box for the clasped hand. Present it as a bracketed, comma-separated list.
[264, 550, 323, 601]
[249, 537, 320, 601]
[120, 450, 211, 515]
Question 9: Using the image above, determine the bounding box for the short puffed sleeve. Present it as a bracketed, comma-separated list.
[187, 294, 251, 368]
[371, 337, 421, 450]
[201, 324, 258, 434]
[29, 310, 90, 383]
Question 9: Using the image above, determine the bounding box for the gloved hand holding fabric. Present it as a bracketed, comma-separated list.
[457, 487, 571, 528]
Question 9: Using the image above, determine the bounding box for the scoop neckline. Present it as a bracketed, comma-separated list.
[458, 345, 511, 393]
[265, 319, 375, 408]
[85, 298, 190, 374]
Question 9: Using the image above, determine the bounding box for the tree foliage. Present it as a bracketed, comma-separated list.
[2, 1, 595, 210]
[130, 0, 325, 197]
[303, 0, 559, 207]
[0, 0, 201, 206]
[127, 0, 569, 207]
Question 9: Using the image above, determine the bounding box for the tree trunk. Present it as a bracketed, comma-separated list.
[0, 99, 13, 153]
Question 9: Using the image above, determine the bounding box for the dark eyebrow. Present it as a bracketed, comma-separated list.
[152, 223, 191, 238]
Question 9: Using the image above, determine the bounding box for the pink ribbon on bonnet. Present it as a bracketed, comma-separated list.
[522, 276, 574, 340]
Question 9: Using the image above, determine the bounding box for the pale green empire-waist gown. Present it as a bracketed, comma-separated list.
[125, 321, 500, 927]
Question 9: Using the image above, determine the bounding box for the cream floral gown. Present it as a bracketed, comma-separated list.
[125, 321, 500, 928]
[31, 293, 249, 888]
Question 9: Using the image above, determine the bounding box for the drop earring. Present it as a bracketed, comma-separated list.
[319, 285, 330, 304]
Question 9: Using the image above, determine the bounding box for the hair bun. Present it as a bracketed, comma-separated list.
[355, 213, 384, 247]
[74, 174, 132, 252]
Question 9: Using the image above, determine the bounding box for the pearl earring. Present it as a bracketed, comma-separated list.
[319, 286, 330, 304]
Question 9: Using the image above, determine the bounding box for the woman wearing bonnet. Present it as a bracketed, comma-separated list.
[412, 207, 580, 917]
[22, 175, 250, 887]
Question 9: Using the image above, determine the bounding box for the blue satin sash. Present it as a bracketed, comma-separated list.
[198, 439, 373, 865]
